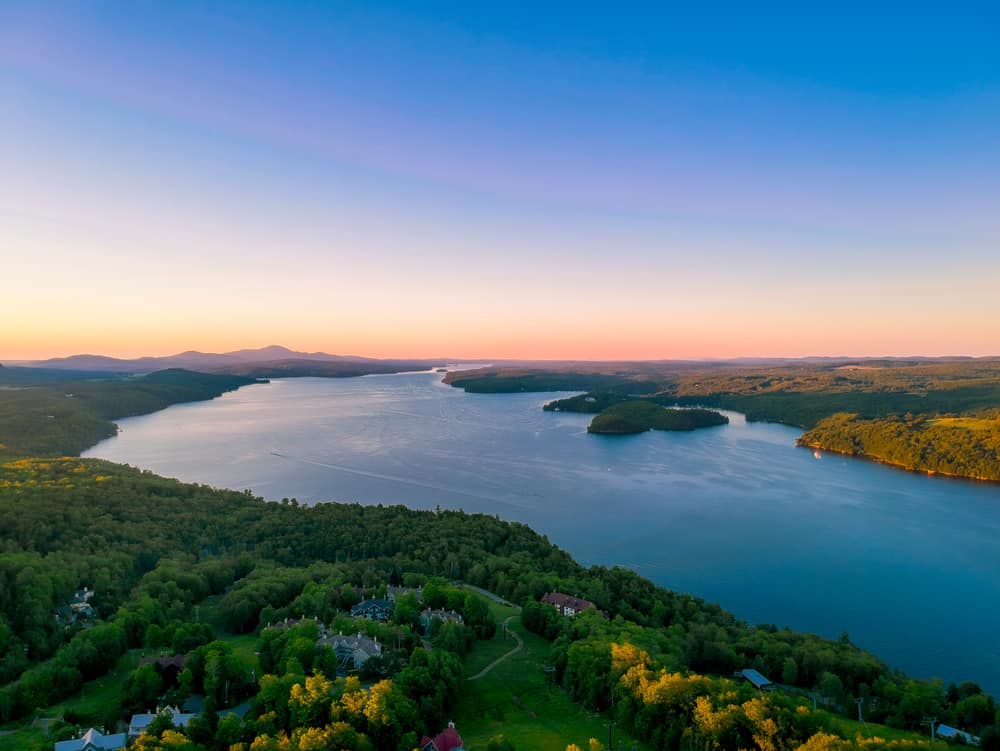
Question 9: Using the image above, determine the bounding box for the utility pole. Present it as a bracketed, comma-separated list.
[541, 664, 555, 693]
[855, 698, 865, 724]
[607, 684, 616, 750]
[921, 716, 938, 742]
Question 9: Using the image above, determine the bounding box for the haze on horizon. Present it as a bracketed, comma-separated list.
[2, 3, 998, 362]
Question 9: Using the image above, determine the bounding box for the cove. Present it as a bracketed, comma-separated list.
[83, 371, 1000, 694]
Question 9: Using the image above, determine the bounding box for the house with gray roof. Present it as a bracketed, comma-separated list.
[53, 728, 126, 751]
[128, 705, 198, 740]
[318, 632, 382, 669]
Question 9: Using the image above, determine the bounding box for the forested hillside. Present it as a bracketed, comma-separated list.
[0, 368, 261, 457]
[1, 459, 996, 750]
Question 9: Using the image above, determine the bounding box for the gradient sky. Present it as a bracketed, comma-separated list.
[2, 2, 998, 360]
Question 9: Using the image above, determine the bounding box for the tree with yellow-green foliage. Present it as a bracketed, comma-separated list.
[134, 729, 204, 750]
[288, 673, 333, 729]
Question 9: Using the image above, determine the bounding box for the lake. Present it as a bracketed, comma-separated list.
[84, 371, 1000, 694]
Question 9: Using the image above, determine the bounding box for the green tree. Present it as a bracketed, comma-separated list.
[782, 656, 799, 685]
[123, 663, 165, 714]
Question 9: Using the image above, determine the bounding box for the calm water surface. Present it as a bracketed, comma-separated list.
[84, 372, 1000, 693]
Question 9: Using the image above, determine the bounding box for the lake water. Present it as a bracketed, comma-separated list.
[84, 371, 1000, 694]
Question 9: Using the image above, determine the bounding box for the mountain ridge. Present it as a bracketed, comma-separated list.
[18, 345, 443, 374]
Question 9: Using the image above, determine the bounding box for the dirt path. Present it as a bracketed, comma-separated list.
[467, 615, 523, 681]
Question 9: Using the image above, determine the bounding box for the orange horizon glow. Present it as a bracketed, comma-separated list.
[4, 331, 999, 364]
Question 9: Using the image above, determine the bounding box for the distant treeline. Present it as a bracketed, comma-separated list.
[449, 360, 1000, 481]
[0, 368, 261, 457]
[444, 369, 648, 394]
[209, 359, 443, 378]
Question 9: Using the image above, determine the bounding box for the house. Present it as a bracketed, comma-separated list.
[140, 654, 187, 684]
[936, 724, 980, 746]
[317, 632, 382, 670]
[55, 588, 96, 628]
[351, 597, 392, 621]
[420, 722, 464, 751]
[70, 587, 94, 611]
[53, 605, 77, 628]
[128, 706, 198, 740]
[735, 668, 775, 692]
[419, 609, 463, 633]
[541, 592, 595, 617]
[53, 728, 126, 751]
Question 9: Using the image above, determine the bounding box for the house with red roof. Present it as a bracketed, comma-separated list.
[420, 721, 464, 751]
[541, 592, 595, 617]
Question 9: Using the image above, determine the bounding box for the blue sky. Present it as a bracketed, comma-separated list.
[1, 2, 998, 358]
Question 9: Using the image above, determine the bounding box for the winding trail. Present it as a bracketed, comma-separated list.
[467, 615, 523, 681]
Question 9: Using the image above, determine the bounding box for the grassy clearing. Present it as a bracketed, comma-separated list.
[455, 614, 647, 751]
[56, 649, 139, 721]
[819, 710, 946, 746]
[0, 727, 49, 751]
[463, 601, 521, 676]
[928, 416, 999, 431]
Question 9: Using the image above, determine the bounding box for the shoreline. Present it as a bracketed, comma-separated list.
[799, 441, 1000, 485]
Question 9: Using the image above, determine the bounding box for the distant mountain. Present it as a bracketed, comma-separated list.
[210, 358, 444, 378]
[23, 346, 443, 375]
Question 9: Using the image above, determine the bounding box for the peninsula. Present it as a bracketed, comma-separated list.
[448, 358, 1000, 481]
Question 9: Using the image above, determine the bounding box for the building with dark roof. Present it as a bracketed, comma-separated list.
[541, 592, 595, 617]
[139, 654, 187, 684]
[351, 597, 392, 621]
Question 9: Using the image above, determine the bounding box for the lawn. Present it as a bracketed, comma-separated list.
[0, 726, 49, 751]
[0, 648, 144, 750]
[819, 710, 947, 747]
[463, 602, 521, 677]
[454, 612, 647, 751]
[928, 416, 999, 431]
